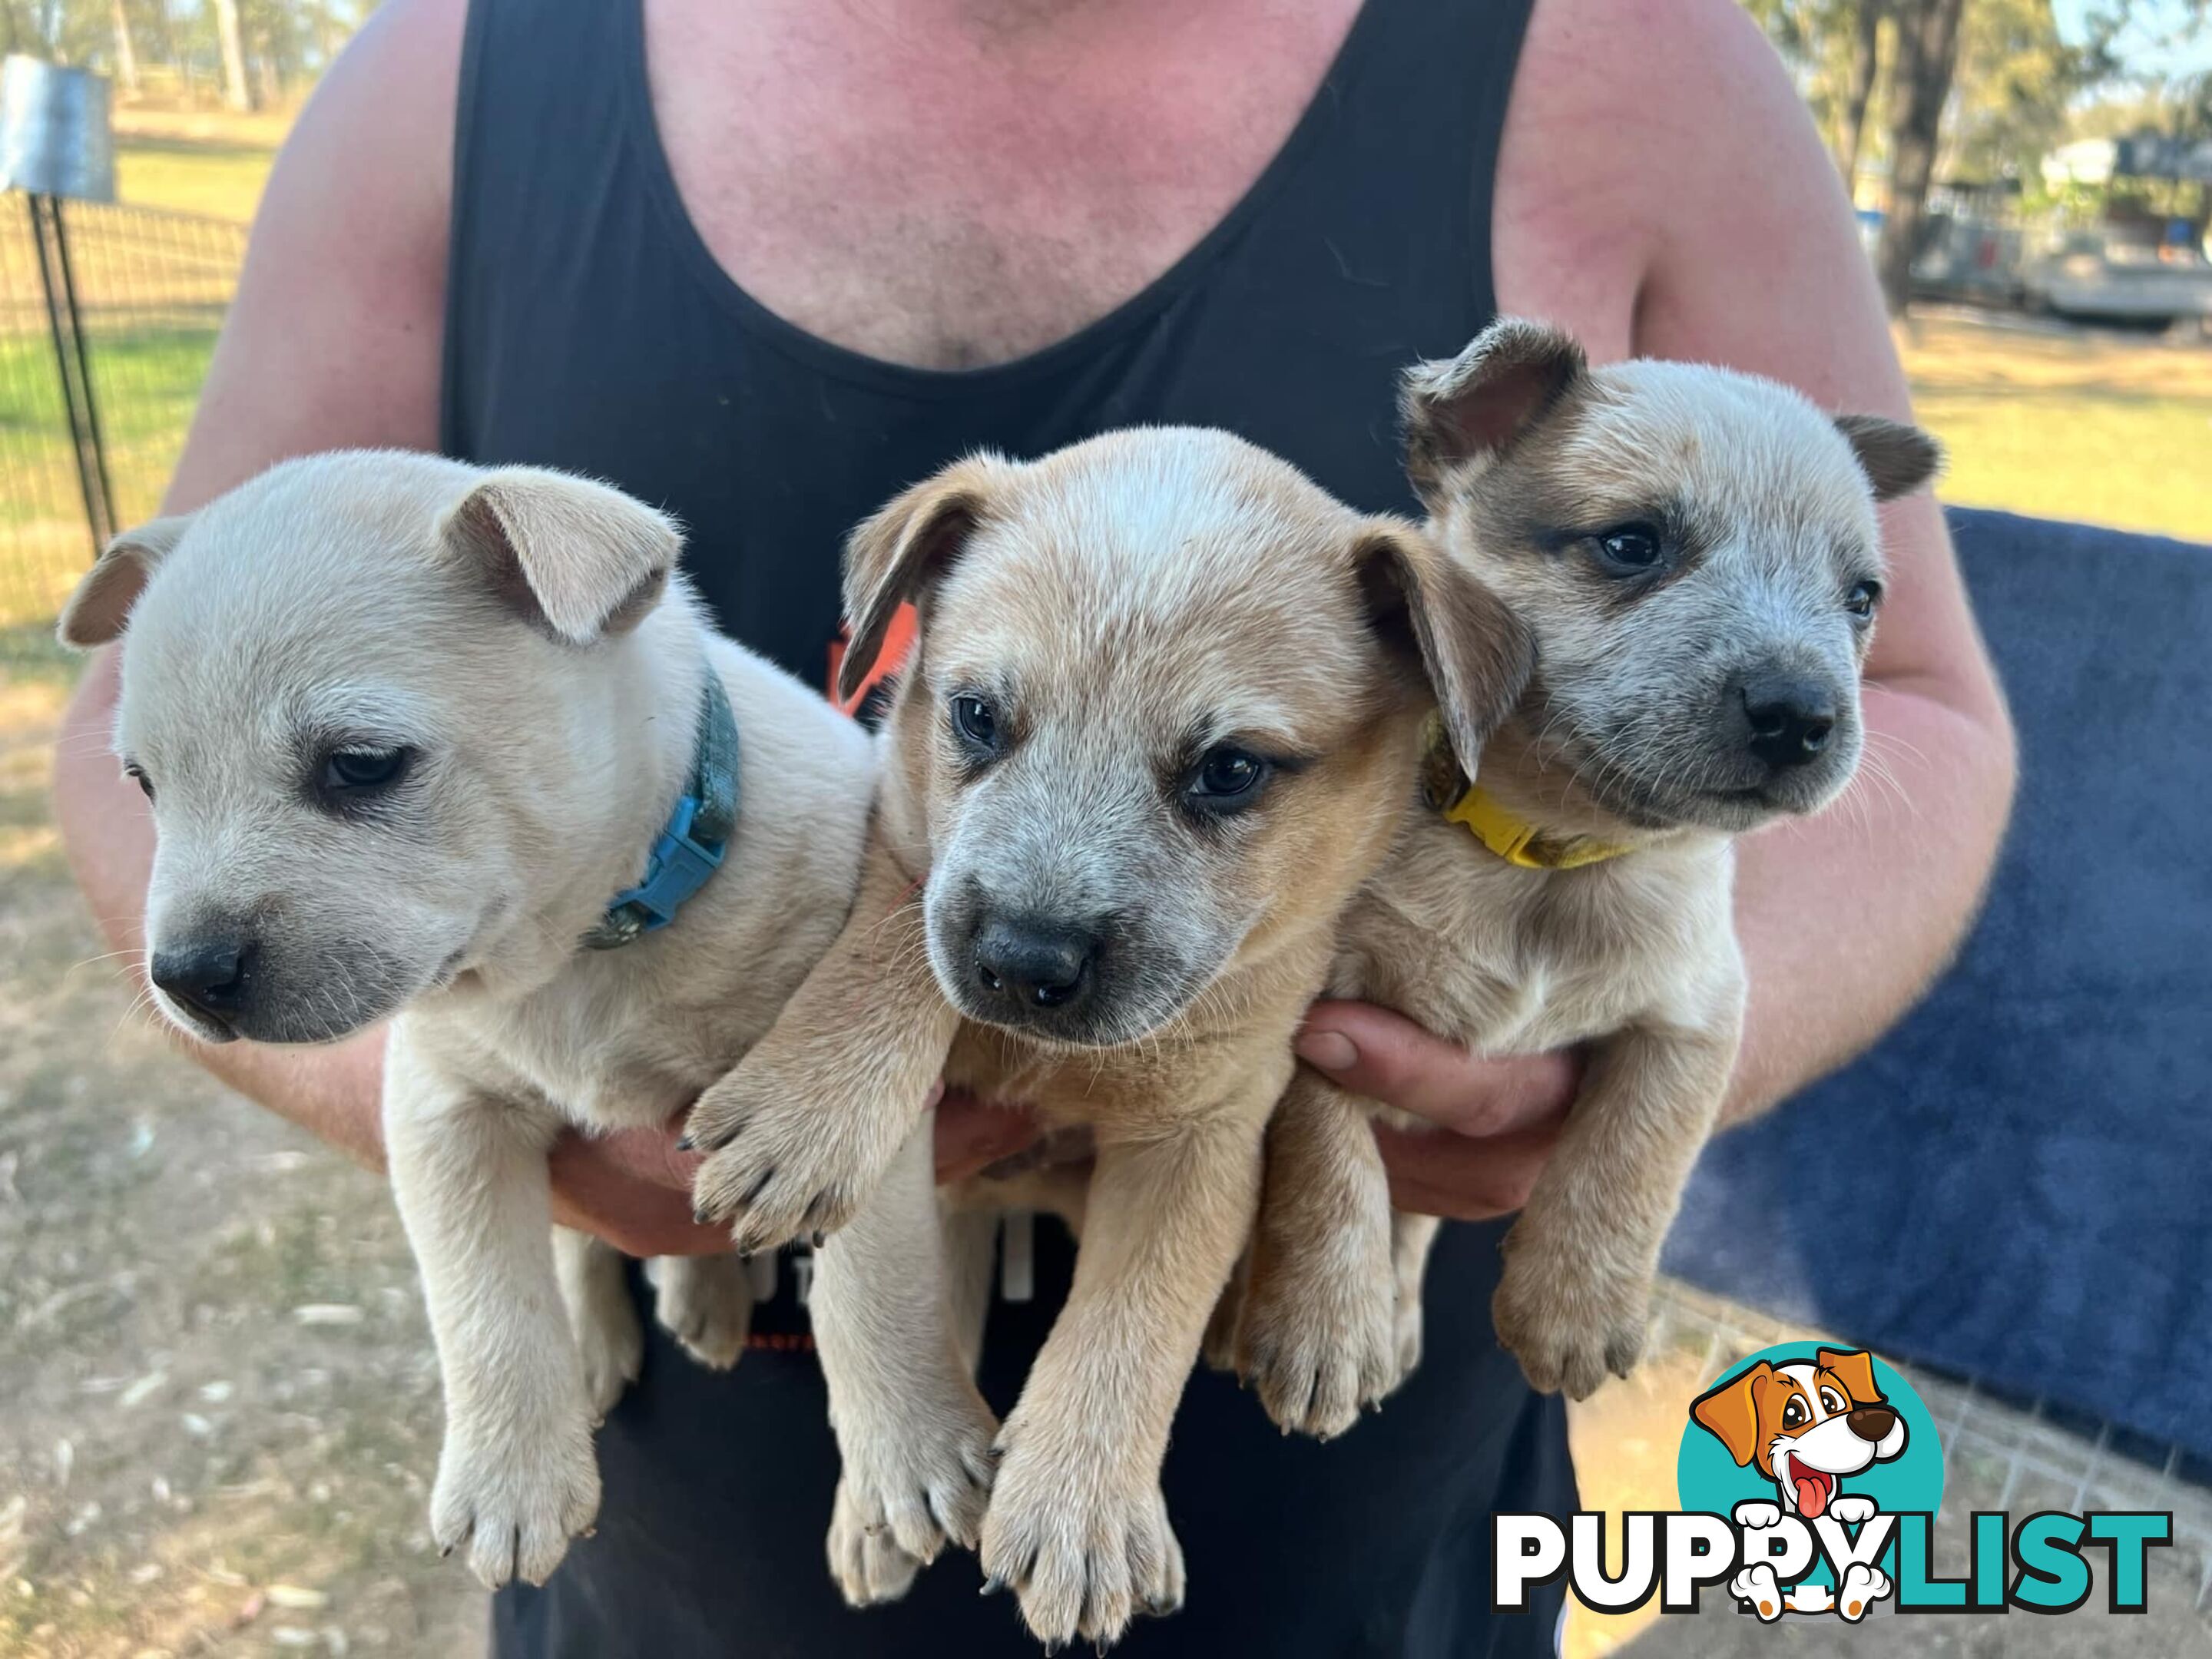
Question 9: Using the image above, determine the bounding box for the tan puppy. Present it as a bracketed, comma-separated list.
[677, 429, 1525, 1646]
[59, 452, 876, 1589]
[1227, 322, 1941, 1434]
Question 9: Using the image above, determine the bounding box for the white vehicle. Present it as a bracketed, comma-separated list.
[2020, 230, 2212, 325]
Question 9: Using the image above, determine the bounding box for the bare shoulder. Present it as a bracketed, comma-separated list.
[165, 0, 470, 506]
[1494, 0, 1882, 397]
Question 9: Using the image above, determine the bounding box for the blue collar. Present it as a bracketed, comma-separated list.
[581, 676, 740, 950]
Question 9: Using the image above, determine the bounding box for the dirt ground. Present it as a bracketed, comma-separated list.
[0, 628, 485, 1657]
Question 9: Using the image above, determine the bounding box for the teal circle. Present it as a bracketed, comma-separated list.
[1675, 1343, 1945, 1583]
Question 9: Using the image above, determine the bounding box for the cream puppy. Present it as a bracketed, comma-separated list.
[1226, 322, 1942, 1434]
[676, 429, 1527, 1647]
[58, 452, 876, 1588]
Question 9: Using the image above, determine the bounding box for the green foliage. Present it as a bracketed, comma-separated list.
[1945, 0, 2118, 182]
[1740, 0, 2162, 188]
[1, 0, 364, 105]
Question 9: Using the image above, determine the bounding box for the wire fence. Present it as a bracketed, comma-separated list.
[0, 197, 243, 630]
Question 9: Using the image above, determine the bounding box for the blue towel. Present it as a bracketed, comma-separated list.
[1665, 508, 2212, 1461]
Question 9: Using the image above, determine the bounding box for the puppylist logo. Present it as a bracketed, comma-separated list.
[1494, 1343, 2174, 1624]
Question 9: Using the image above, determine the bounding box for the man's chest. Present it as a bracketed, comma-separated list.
[643, 0, 1363, 369]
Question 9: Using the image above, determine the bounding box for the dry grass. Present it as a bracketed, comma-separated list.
[111, 107, 286, 225]
[1899, 311, 2212, 544]
[0, 631, 484, 1659]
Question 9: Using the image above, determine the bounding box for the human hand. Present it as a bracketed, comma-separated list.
[548, 1084, 1041, 1257]
[1294, 1001, 1580, 1220]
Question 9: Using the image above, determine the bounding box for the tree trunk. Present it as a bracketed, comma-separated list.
[1838, 0, 1883, 192]
[211, 0, 253, 111]
[110, 0, 140, 93]
[1876, 0, 1968, 317]
[254, 25, 280, 105]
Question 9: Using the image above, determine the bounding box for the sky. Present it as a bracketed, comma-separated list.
[2053, 0, 2212, 78]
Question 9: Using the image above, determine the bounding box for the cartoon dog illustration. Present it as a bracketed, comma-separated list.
[1691, 1349, 1908, 1621]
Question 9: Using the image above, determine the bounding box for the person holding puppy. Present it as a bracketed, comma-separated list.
[53, 0, 2015, 1653]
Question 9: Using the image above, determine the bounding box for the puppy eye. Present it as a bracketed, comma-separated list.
[123, 762, 154, 803]
[1185, 746, 1271, 813]
[1820, 1388, 1847, 1415]
[320, 746, 413, 794]
[1594, 523, 1664, 573]
[1846, 579, 1882, 618]
[950, 694, 1001, 753]
[1781, 1396, 1806, 1427]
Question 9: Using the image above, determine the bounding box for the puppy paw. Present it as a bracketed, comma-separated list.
[1238, 1240, 1402, 1440]
[979, 1412, 1185, 1649]
[1732, 1500, 1783, 1530]
[1836, 1561, 1890, 1621]
[686, 1071, 888, 1256]
[647, 1253, 753, 1371]
[833, 1386, 999, 1575]
[1491, 1231, 1651, 1399]
[826, 1478, 924, 1608]
[430, 1409, 599, 1589]
[1827, 1494, 1878, 1527]
[1730, 1564, 1786, 1622]
[573, 1286, 643, 1426]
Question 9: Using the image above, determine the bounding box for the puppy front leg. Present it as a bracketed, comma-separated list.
[553, 1227, 641, 1425]
[689, 836, 957, 1253]
[815, 1113, 998, 1609]
[1492, 1021, 1737, 1399]
[1234, 1066, 1402, 1439]
[385, 1035, 598, 1589]
[982, 1108, 1267, 1648]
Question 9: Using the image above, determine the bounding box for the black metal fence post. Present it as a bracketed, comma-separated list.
[26, 190, 115, 552]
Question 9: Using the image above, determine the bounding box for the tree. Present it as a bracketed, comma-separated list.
[1877, 0, 1970, 313]
[109, 0, 138, 93]
[1839, 0, 1886, 190]
[210, 0, 253, 110]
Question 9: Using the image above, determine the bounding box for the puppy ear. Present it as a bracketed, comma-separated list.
[1815, 1348, 1885, 1406]
[57, 515, 194, 647]
[440, 469, 681, 644]
[838, 454, 1008, 706]
[1358, 522, 1532, 777]
[1691, 1361, 1771, 1469]
[1834, 414, 1943, 502]
[1400, 318, 1588, 506]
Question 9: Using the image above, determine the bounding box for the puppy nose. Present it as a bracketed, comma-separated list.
[973, 916, 1096, 1013]
[1846, 1404, 1897, 1443]
[1737, 673, 1836, 770]
[151, 935, 253, 1022]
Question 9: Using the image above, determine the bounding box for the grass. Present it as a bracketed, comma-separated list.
[1897, 312, 2212, 542]
[0, 328, 221, 630]
[111, 106, 285, 225]
[113, 134, 277, 226]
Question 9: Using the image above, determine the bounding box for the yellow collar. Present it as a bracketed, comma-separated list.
[1419, 714, 1636, 872]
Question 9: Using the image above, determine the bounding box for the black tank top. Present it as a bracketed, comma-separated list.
[447, 3, 1576, 1654]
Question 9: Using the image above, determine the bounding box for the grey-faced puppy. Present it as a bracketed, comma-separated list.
[1225, 320, 1941, 1434]
[675, 429, 1526, 1647]
[58, 452, 876, 1588]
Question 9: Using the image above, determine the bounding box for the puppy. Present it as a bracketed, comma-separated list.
[674, 428, 1526, 1646]
[1226, 322, 1942, 1434]
[59, 452, 876, 1588]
